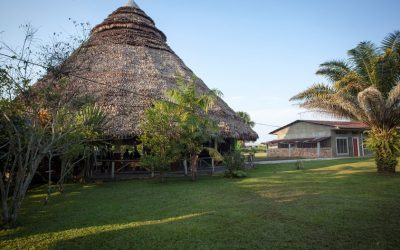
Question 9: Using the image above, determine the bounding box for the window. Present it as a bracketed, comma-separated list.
[336, 138, 349, 155]
[278, 143, 289, 149]
[320, 139, 331, 148]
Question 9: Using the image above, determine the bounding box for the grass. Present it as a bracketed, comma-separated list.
[1, 158, 400, 249]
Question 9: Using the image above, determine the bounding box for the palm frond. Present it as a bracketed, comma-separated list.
[203, 147, 224, 162]
[382, 30, 400, 52]
[334, 92, 368, 122]
[348, 41, 379, 86]
[385, 83, 400, 127]
[386, 82, 400, 108]
[290, 83, 333, 102]
[333, 71, 366, 93]
[316, 60, 351, 82]
[299, 92, 360, 121]
[236, 111, 255, 128]
[374, 50, 400, 96]
[358, 87, 385, 127]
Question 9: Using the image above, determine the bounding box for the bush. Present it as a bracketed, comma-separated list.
[224, 150, 246, 178]
[366, 128, 400, 173]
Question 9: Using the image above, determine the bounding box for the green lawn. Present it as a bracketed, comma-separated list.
[1, 158, 400, 249]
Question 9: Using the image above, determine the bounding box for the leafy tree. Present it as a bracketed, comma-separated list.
[139, 102, 182, 180]
[235, 111, 255, 149]
[55, 105, 106, 193]
[236, 111, 255, 128]
[167, 75, 223, 181]
[0, 24, 104, 228]
[140, 75, 223, 181]
[291, 31, 400, 174]
[223, 149, 246, 178]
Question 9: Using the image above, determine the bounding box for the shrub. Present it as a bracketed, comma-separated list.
[366, 128, 400, 173]
[224, 150, 246, 178]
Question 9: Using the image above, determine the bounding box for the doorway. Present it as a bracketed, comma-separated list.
[352, 138, 359, 157]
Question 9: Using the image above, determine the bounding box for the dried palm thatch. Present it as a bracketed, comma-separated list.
[36, 3, 258, 141]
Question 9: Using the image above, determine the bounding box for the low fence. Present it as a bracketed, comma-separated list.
[92, 157, 223, 180]
[267, 148, 333, 159]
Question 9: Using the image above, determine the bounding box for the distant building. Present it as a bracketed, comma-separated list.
[267, 120, 372, 159]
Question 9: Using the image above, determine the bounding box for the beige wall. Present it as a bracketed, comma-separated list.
[267, 148, 333, 159]
[275, 122, 332, 139]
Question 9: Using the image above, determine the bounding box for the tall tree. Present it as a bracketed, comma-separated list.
[0, 24, 104, 228]
[167, 75, 223, 181]
[139, 101, 183, 180]
[236, 111, 255, 128]
[140, 75, 223, 181]
[291, 31, 400, 174]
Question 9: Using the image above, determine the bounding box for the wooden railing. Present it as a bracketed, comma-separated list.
[95, 157, 222, 179]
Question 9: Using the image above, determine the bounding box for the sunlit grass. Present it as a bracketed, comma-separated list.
[1, 213, 210, 250]
[1, 158, 399, 249]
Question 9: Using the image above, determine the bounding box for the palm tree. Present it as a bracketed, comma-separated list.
[167, 75, 223, 180]
[236, 111, 255, 128]
[291, 31, 400, 174]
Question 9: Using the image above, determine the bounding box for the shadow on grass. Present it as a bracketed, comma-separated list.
[239, 158, 399, 201]
[0, 176, 222, 241]
[2, 212, 213, 250]
[1, 158, 400, 249]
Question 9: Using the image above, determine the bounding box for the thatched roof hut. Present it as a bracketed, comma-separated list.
[39, 1, 258, 141]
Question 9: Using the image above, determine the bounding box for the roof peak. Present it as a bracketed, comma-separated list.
[125, 0, 139, 8]
[269, 120, 368, 135]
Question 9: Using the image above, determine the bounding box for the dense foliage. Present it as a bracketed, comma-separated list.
[0, 24, 105, 228]
[236, 111, 255, 128]
[140, 75, 222, 181]
[223, 149, 247, 178]
[140, 102, 182, 178]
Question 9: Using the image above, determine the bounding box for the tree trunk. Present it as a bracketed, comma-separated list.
[371, 128, 399, 174]
[190, 155, 199, 181]
[8, 169, 38, 227]
[79, 157, 92, 183]
[0, 175, 11, 228]
[2, 155, 45, 228]
[59, 159, 68, 193]
[45, 153, 53, 203]
[376, 155, 397, 174]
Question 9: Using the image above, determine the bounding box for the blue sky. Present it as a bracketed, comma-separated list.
[1, 0, 400, 143]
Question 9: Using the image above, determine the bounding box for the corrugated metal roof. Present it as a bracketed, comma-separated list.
[302, 120, 368, 129]
[269, 120, 368, 135]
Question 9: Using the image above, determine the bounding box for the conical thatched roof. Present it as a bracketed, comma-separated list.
[39, 2, 258, 141]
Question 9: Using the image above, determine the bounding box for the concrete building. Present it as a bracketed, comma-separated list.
[267, 120, 372, 159]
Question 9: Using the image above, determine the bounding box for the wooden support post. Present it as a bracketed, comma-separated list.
[288, 144, 291, 158]
[317, 142, 321, 158]
[212, 140, 218, 174]
[183, 160, 188, 176]
[111, 161, 115, 179]
[361, 134, 365, 157]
